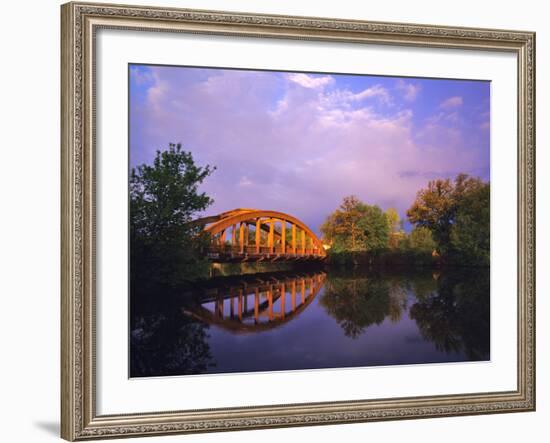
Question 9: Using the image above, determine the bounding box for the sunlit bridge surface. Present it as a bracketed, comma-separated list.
[130, 267, 490, 377]
[192, 208, 327, 262]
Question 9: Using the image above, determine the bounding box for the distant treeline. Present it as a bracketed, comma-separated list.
[321, 174, 490, 268]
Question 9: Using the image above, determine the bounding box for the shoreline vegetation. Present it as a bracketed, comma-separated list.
[130, 144, 489, 287]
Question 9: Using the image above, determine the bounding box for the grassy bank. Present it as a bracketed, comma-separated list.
[209, 261, 323, 278]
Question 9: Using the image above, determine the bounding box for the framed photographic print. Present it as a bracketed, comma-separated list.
[61, 1, 536, 440]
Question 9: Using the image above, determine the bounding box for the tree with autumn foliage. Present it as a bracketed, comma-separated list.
[385, 207, 405, 248]
[407, 174, 489, 265]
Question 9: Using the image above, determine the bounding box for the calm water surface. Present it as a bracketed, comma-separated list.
[130, 267, 489, 377]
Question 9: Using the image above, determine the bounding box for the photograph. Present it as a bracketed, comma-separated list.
[129, 64, 491, 377]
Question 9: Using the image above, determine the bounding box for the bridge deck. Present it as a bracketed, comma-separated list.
[207, 246, 326, 262]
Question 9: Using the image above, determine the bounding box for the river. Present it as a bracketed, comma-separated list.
[130, 266, 490, 377]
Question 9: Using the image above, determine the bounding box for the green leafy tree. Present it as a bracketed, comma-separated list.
[130, 143, 215, 284]
[360, 205, 391, 251]
[450, 183, 490, 266]
[321, 196, 389, 252]
[409, 226, 437, 252]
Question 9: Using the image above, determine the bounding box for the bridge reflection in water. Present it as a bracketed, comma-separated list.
[184, 272, 326, 333]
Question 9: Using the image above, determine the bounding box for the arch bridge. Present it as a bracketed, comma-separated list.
[193, 208, 326, 262]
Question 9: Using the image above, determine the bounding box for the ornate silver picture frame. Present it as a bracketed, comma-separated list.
[61, 1, 535, 440]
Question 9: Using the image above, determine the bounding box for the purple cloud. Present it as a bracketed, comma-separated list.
[130, 66, 490, 234]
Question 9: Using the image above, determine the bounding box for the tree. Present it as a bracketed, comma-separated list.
[449, 183, 490, 266]
[321, 196, 389, 252]
[321, 196, 366, 251]
[408, 226, 437, 252]
[360, 205, 391, 251]
[407, 174, 487, 258]
[386, 207, 405, 248]
[406, 178, 454, 249]
[130, 143, 215, 284]
[386, 208, 401, 233]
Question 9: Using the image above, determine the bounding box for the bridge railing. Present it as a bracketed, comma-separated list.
[207, 244, 323, 257]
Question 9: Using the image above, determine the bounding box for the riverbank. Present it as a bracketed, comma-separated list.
[209, 260, 325, 278]
[326, 250, 489, 268]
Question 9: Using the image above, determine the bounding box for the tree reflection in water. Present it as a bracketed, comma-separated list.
[319, 273, 392, 338]
[130, 282, 214, 377]
[409, 268, 490, 360]
[319, 269, 489, 359]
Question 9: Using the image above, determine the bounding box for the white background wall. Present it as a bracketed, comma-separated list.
[0, 0, 547, 442]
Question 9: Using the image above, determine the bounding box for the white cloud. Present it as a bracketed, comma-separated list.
[238, 176, 253, 187]
[319, 85, 392, 109]
[349, 85, 392, 104]
[286, 73, 334, 89]
[396, 79, 421, 101]
[440, 96, 463, 109]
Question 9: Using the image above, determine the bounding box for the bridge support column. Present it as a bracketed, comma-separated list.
[301, 230, 306, 255]
[231, 224, 236, 247]
[292, 224, 296, 254]
[239, 223, 244, 253]
[280, 220, 286, 254]
[268, 220, 274, 254]
[255, 219, 261, 253]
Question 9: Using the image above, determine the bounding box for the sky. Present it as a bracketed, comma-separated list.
[129, 64, 490, 234]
